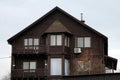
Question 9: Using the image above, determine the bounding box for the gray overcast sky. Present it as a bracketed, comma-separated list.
[0, 0, 120, 79]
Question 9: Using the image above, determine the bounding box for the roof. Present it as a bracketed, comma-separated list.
[44, 20, 72, 34]
[8, 6, 108, 44]
[104, 56, 117, 70]
[63, 73, 120, 79]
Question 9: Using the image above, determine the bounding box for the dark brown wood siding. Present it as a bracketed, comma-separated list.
[10, 9, 107, 79]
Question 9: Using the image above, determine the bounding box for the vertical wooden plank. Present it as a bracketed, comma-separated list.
[47, 56, 50, 77]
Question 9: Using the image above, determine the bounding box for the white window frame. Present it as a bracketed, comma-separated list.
[23, 61, 36, 72]
[34, 39, 39, 45]
[57, 35, 62, 45]
[50, 35, 62, 46]
[24, 38, 39, 49]
[50, 35, 56, 46]
[77, 37, 83, 47]
[76, 37, 91, 48]
[84, 37, 91, 47]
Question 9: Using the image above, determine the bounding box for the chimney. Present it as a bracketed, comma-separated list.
[80, 13, 85, 23]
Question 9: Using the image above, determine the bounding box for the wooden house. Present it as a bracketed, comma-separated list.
[8, 7, 117, 80]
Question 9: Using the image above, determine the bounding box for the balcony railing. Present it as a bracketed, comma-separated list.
[12, 45, 70, 55]
[12, 68, 47, 78]
[12, 45, 46, 54]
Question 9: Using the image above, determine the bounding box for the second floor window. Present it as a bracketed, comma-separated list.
[50, 35, 62, 46]
[76, 37, 91, 48]
[23, 61, 36, 72]
[65, 36, 70, 47]
[24, 38, 39, 49]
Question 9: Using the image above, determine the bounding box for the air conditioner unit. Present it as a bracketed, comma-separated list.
[74, 48, 81, 53]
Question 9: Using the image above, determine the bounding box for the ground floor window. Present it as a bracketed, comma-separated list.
[50, 58, 62, 75]
[65, 59, 70, 75]
[77, 60, 91, 72]
[105, 67, 113, 73]
[23, 61, 36, 72]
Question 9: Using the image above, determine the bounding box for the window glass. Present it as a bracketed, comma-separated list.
[77, 37, 83, 47]
[23, 61, 36, 72]
[30, 62, 36, 69]
[65, 59, 69, 75]
[24, 39, 28, 46]
[24, 38, 39, 49]
[50, 35, 56, 46]
[65, 37, 67, 46]
[76, 37, 91, 48]
[84, 37, 91, 47]
[50, 58, 62, 75]
[50, 35, 62, 46]
[28, 38, 32, 46]
[34, 39, 39, 45]
[23, 62, 29, 69]
[57, 35, 62, 45]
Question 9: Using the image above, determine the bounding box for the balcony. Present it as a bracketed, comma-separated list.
[12, 45, 70, 55]
[12, 45, 46, 54]
[12, 69, 47, 78]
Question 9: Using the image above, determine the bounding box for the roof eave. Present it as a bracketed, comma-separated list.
[7, 6, 61, 44]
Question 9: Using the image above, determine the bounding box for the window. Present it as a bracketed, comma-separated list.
[57, 35, 62, 45]
[50, 35, 55, 45]
[78, 61, 91, 72]
[24, 38, 39, 49]
[105, 67, 112, 73]
[65, 36, 70, 47]
[28, 38, 32, 46]
[50, 58, 62, 75]
[24, 39, 28, 46]
[65, 59, 70, 75]
[50, 35, 62, 46]
[84, 37, 91, 47]
[76, 37, 91, 48]
[23, 61, 36, 72]
[34, 39, 39, 45]
[77, 37, 83, 47]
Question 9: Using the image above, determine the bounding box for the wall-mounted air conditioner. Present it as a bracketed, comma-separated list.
[74, 48, 81, 53]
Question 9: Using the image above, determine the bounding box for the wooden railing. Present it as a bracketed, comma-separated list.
[12, 68, 47, 78]
[12, 45, 46, 54]
[12, 45, 70, 55]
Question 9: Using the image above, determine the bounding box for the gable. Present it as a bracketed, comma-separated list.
[44, 19, 71, 34]
[8, 6, 107, 44]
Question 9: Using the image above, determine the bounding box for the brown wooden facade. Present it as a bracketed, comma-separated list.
[8, 7, 117, 80]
